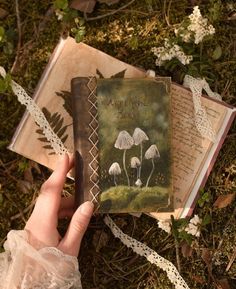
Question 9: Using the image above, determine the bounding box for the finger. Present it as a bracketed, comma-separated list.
[26, 154, 70, 228]
[58, 201, 94, 256]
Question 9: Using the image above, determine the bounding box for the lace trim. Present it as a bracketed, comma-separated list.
[1, 66, 190, 288]
[183, 74, 222, 142]
[104, 216, 190, 289]
[0, 67, 69, 155]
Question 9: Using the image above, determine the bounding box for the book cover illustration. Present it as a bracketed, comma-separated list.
[72, 77, 173, 213]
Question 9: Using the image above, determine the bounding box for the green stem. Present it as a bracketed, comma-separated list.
[146, 159, 155, 187]
[123, 149, 130, 186]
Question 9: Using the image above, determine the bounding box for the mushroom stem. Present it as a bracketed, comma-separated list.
[113, 175, 117, 186]
[146, 159, 155, 187]
[139, 143, 143, 178]
[123, 149, 130, 186]
[136, 168, 139, 180]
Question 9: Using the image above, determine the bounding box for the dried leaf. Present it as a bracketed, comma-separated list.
[216, 279, 231, 289]
[213, 193, 235, 209]
[181, 241, 193, 258]
[17, 180, 32, 194]
[96, 69, 104, 78]
[70, 0, 96, 13]
[29, 161, 41, 174]
[111, 69, 127, 78]
[191, 275, 205, 284]
[92, 230, 109, 252]
[24, 168, 34, 183]
[98, 0, 120, 5]
[0, 8, 8, 19]
[201, 248, 212, 267]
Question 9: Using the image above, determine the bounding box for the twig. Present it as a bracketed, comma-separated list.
[174, 237, 181, 273]
[11, 0, 22, 74]
[10, 201, 35, 221]
[226, 246, 236, 272]
[85, 0, 136, 21]
[163, 0, 172, 27]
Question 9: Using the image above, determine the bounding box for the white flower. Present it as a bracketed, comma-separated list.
[152, 41, 193, 66]
[157, 219, 171, 234]
[174, 6, 215, 45]
[185, 214, 201, 237]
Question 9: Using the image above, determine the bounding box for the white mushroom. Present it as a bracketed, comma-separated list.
[132, 128, 149, 179]
[135, 178, 142, 187]
[131, 156, 141, 182]
[144, 144, 160, 159]
[133, 128, 149, 145]
[114, 130, 133, 186]
[145, 144, 160, 187]
[109, 162, 121, 186]
[115, 130, 134, 150]
[130, 157, 141, 168]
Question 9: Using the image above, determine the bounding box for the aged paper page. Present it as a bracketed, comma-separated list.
[150, 84, 227, 219]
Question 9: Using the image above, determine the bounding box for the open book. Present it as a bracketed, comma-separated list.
[71, 76, 173, 213]
[9, 37, 236, 219]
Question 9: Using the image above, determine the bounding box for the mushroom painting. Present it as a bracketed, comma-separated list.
[130, 156, 141, 180]
[132, 128, 149, 178]
[144, 144, 160, 187]
[114, 130, 134, 186]
[108, 162, 121, 186]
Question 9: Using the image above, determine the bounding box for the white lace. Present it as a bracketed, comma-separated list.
[183, 75, 222, 142]
[104, 216, 190, 289]
[0, 67, 68, 155]
[0, 230, 81, 289]
[0, 66, 190, 288]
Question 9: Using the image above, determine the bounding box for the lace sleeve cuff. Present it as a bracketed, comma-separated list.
[0, 230, 82, 289]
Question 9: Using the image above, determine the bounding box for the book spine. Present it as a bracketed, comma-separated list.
[71, 77, 100, 209]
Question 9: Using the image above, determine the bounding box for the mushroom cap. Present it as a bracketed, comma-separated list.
[144, 144, 160, 159]
[133, 128, 149, 145]
[114, 130, 134, 150]
[130, 157, 141, 168]
[108, 162, 121, 175]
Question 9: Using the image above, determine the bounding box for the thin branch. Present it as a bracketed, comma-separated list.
[85, 0, 136, 22]
[11, 0, 22, 74]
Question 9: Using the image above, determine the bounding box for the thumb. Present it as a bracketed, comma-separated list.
[58, 201, 94, 256]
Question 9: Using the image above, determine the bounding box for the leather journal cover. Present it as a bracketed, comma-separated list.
[71, 76, 173, 213]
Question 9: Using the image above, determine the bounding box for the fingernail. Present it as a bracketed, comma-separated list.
[79, 201, 94, 217]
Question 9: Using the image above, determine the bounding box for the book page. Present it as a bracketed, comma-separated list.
[150, 85, 227, 219]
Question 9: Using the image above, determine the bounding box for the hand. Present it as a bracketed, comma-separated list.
[25, 154, 94, 256]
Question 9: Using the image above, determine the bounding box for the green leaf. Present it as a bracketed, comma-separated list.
[54, 0, 68, 10]
[0, 26, 5, 42]
[212, 45, 222, 60]
[202, 214, 211, 226]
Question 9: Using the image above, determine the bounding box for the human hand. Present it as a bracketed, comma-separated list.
[25, 154, 94, 257]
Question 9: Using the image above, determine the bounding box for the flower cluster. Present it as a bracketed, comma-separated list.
[152, 40, 193, 66]
[184, 214, 201, 237]
[175, 6, 215, 44]
[157, 219, 171, 234]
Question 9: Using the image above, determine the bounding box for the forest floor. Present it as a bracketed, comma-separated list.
[0, 1, 236, 288]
